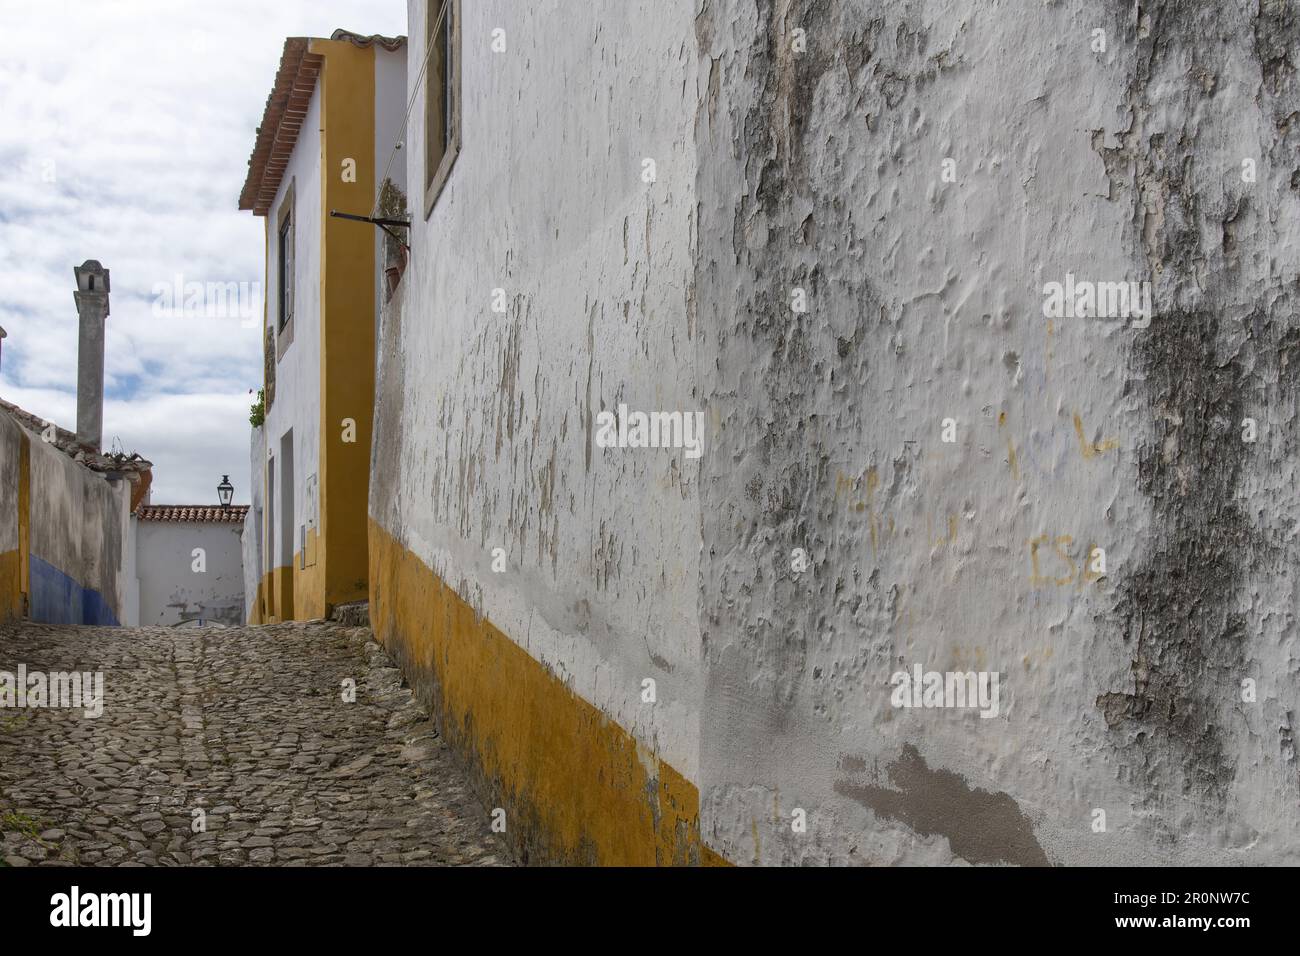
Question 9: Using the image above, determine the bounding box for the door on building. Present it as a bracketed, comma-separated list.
[265, 454, 275, 574]
[279, 429, 294, 570]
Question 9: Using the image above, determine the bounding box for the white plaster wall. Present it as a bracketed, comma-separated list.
[0, 409, 132, 624]
[380, 0, 703, 779]
[374, 46, 409, 199]
[0, 411, 19, 555]
[374, 0, 1300, 867]
[263, 85, 324, 573]
[374, 44, 410, 329]
[136, 521, 245, 626]
[242, 423, 266, 619]
[122, 503, 139, 626]
[692, 0, 1300, 866]
[25, 423, 126, 623]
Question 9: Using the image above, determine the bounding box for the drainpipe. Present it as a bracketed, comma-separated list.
[73, 260, 110, 452]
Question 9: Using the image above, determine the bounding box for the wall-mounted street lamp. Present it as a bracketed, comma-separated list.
[217, 475, 234, 510]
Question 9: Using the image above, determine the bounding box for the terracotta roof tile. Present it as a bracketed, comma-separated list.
[135, 505, 249, 523]
[238, 38, 322, 215]
[330, 29, 406, 50]
[238, 31, 406, 216]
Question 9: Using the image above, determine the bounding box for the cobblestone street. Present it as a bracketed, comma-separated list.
[0, 621, 510, 867]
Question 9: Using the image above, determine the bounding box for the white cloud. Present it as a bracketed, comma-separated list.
[0, 0, 407, 503]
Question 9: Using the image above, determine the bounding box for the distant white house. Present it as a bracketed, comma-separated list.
[128, 504, 248, 626]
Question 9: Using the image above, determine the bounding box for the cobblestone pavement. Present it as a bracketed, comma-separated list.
[0, 621, 511, 867]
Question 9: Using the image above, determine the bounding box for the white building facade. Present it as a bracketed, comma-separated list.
[239, 31, 408, 623]
[130, 505, 247, 627]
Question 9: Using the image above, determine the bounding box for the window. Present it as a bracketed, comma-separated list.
[275, 182, 295, 360]
[424, 0, 461, 217]
[277, 206, 294, 330]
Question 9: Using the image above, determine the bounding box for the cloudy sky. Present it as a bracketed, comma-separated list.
[0, 0, 406, 504]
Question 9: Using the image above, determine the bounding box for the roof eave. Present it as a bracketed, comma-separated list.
[238, 37, 323, 216]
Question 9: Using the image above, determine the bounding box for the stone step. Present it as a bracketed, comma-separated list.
[329, 601, 370, 628]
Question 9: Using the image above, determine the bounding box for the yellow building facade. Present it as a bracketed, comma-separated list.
[239, 32, 408, 623]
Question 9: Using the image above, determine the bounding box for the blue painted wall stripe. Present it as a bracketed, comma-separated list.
[28, 553, 119, 626]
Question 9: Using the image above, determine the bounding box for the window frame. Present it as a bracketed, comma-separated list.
[423, 0, 462, 219]
[275, 180, 296, 359]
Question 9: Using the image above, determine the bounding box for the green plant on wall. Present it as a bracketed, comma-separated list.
[249, 387, 265, 428]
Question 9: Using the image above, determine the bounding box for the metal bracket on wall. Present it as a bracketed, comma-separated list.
[329, 209, 411, 252]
